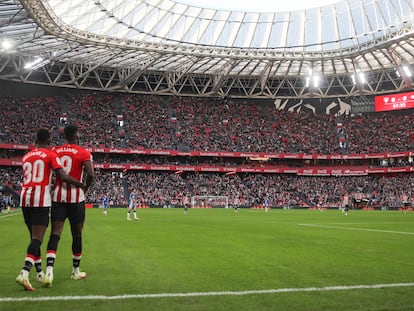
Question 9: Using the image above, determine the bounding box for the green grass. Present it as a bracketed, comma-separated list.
[2, 208, 414, 310]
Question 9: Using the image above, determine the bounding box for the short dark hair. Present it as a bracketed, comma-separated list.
[64, 124, 78, 140]
[36, 128, 50, 144]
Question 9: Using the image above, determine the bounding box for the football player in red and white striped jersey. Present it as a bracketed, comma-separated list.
[16, 129, 85, 291]
[44, 124, 94, 287]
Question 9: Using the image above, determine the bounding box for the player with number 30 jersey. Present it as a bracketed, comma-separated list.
[16, 129, 85, 292]
[20, 149, 63, 208]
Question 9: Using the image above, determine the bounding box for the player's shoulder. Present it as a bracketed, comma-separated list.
[25, 147, 54, 160]
[71, 144, 90, 153]
[42, 147, 59, 158]
[77, 145, 92, 157]
[57, 144, 91, 156]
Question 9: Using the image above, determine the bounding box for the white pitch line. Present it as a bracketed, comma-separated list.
[321, 222, 414, 225]
[0, 212, 21, 220]
[299, 223, 414, 235]
[2, 282, 414, 302]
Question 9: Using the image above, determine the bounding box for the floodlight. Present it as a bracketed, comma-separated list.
[305, 76, 310, 87]
[24, 58, 44, 69]
[351, 71, 367, 84]
[1, 39, 13, 51]
[24, 57, 50, 70]
[402, 65, 412, 77]
[358, 72, 366, 84]
[395, 69, 401, 78]
[312, 76, 320, 87]
[351, 74, 356, 85]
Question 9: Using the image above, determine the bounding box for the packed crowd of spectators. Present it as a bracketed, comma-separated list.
[169, 97, 340, 153]
[88, 171, 414, 208]
[341, 113, 414, 153]
[88, 170, 126, 206]
[169, 97, 238, 151]
[1, 94, 413, 153]
[66, 94, 122, 148]
[0, 167, 21, 193]
[123, 171, 191, 207]
[371, 174, 414, 208]
[0, 93, 413, 209]
[1, 165, 412, 209]
[0, 96, 61, 144]
[120, 95, 176, 150]
[222, 102, 339, 154]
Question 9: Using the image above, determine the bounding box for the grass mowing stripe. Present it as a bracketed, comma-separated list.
[299, 223, 414, 235]
[2, 282, 414, 302]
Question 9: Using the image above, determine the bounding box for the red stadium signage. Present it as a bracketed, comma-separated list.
[2, 156, 414, 175]
[374, 91, 414, 112]
[1, 143, 413, 161]
[2, 144, 414, 176]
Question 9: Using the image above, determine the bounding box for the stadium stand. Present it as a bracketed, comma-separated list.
[0, 93, 413, 209]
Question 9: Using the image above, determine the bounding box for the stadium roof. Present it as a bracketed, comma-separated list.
[0, 0, 414, 98]
[175, 0, 343, 12]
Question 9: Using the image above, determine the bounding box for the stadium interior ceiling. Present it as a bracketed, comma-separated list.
[0, 0, 414, 99]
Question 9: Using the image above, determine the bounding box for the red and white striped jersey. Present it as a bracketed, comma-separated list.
[402, 195, 409, 203]
[342, 195, 350, 206]
[52, 144, 92, 203]
[20, 148, 63, 207]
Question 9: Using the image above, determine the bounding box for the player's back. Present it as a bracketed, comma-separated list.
[21, 148, 59, 207]
[53, 144, 89, 180]
[52, 144, 91, 203]
[129, 192, 136, 206]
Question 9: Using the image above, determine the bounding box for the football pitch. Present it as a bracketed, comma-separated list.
[1, 207, 414, 310]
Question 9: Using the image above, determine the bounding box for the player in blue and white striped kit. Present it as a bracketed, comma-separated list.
[263, 195, 270, 212]
[127, 189, 139, 221]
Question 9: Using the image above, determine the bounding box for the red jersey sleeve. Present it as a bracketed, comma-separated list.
[81, 148, 93, 163]
[48, 149, 63, 171]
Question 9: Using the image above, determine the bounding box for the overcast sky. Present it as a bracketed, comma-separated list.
[176, 0, 341, 12]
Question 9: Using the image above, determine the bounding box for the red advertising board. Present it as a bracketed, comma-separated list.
[374, 91, 414, 112]
[0, 143, 412, 161]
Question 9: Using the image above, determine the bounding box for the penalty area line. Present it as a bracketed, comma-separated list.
[2, 282, 414, 302]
